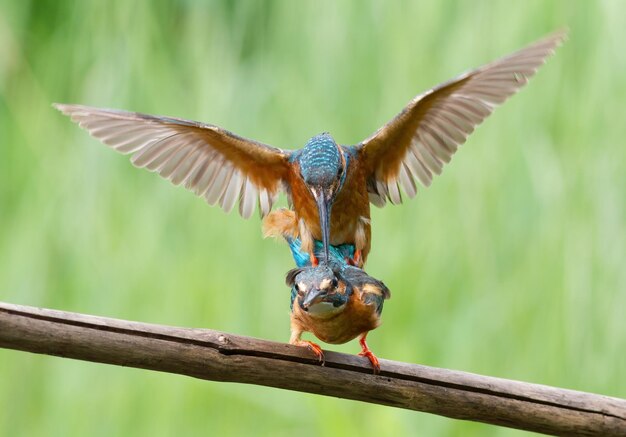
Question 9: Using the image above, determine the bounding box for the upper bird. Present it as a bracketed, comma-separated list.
[55, 30, 566, 267]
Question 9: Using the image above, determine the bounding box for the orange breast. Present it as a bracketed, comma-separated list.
[288, 158, 372, 261]
[291, 291, 381, 345]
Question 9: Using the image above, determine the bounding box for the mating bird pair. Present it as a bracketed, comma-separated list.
[56, 30, 565, 372]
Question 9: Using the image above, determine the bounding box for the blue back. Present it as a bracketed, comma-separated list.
[286, 236, 355, 268]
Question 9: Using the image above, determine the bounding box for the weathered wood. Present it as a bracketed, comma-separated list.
[0, 301, 624, 435]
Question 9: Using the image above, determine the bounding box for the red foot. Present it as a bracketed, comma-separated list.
[349, 249, 363, 268]
[359, 350, 380, 374]
[358, 333, 380, 374]
[310, 253, 319, 267]
[302, 340, 325, 364]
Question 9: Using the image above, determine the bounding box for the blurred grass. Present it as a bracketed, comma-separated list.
[1, 0, 625, 435]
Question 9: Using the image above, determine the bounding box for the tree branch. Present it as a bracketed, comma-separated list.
[0, 302, 624, 436]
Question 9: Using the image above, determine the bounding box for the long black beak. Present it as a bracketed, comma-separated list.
[314, 190, 331, 264]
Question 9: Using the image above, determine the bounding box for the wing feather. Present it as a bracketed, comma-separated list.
[258, 189, 272, 216]
[169, 139, 206, 185]
[220, 170, 243, 213]
[186, 157, 213, 195]
[205, 164, 232, 206]
[358, 30, 566, 206]
[55, 104, 291, 217]
[239, 177, 259, 219]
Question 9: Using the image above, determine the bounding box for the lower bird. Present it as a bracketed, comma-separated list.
[268, 209, 390, 372]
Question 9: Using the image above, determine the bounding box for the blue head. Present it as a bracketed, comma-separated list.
[297, 133, 347, 263]
[299, 133, 344, 187]
[286, 265, 350, 316]
[285, 260, 390, 318]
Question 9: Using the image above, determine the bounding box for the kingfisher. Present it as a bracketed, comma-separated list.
[283, 232, 390, 373]
[54, 30, 565, 268]
[265, 207, 389, 372]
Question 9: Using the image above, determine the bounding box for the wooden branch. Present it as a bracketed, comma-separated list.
[1, 302, 624, 436]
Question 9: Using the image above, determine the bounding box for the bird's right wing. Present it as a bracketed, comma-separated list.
[55, 104, 292, 218]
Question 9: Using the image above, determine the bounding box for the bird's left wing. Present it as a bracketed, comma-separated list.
[55, 104, 292, 218]
[339, 266, 390, 315]
[356, 30, 566, 207]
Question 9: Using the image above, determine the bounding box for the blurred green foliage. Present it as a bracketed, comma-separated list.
[1, 1, 625, 435]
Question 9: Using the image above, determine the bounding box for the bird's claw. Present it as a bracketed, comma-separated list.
[358, 349, 381, 374]
[302, 340, 325, 364]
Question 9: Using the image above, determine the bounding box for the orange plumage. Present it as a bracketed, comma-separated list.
[290, 282, 382, 345]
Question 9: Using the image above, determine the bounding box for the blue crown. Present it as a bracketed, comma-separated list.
[299, 133, 341, 186]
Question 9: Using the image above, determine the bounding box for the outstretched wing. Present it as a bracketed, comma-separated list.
[357, 30, 567, 207]
[55, 104, 292, 218]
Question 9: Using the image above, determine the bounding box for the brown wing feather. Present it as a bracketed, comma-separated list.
[55, 104, 291, 218]
[358, 30, 567, 206]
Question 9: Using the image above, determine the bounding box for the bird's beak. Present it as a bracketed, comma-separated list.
[312, 189, 332, 264]
[302, 288, 325, 309]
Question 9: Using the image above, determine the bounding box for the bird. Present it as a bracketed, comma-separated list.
[54, 30, 566, 268]
[283, 231, 390, 373]
[264, 208, 390, 371]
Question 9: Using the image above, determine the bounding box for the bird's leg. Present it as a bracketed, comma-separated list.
[310, 253, 319, 267]
[346, 249, 363, 268]
[358, 332, 380, 374]
[350, 217, 369, 268]
[290, 323, 324, 364]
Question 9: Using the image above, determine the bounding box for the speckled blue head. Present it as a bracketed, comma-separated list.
[299, 133, 343, 187]
[297, 133, 348, 264]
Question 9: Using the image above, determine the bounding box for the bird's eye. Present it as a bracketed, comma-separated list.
[331, 278, 338, 288]
[337, 166, 343, 177]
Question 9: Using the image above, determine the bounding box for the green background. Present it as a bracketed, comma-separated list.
[1, 1, 625, 435]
